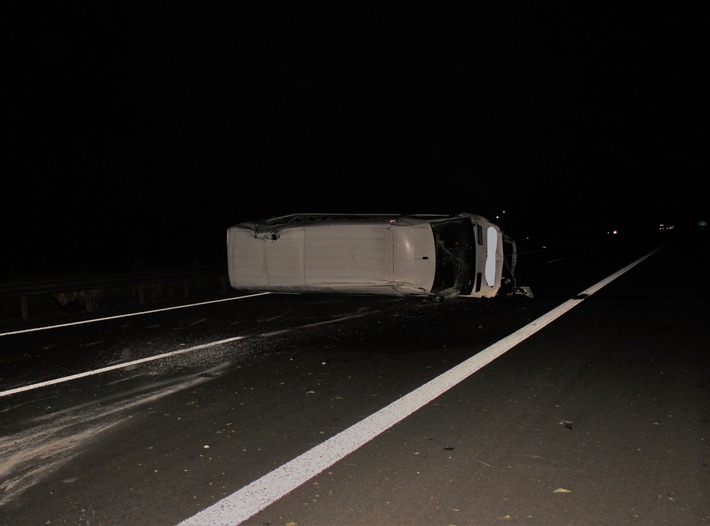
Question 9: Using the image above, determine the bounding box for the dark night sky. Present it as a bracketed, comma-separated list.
[3, 4, 708, 277]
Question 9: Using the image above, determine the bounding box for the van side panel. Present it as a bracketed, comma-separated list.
[304, 225, 392, 285]
[266, 230, 305, 286]
[393, 224, 436, 294]
[227, 222, 439, 295]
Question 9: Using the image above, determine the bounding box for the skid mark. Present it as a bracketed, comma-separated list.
[0, 363, 230, 507]
[0, 421, 119, 506]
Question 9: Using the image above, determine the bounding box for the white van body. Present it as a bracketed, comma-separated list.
[226, 213, 516, 299]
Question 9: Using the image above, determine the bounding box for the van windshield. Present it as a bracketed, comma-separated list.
[430, 218, 476, 295]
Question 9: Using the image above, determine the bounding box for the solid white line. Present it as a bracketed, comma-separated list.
[0, 292, 271, 337]
[176, 247, 661, 526]
[0, 336, 245, 398]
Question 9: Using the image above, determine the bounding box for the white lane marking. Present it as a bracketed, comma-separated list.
[0, 336, 245, 398]
[0, 292, 272, 337]
[176, 247, 662, 526]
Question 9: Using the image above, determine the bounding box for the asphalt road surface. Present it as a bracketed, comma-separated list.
[1, 230, 708, 525]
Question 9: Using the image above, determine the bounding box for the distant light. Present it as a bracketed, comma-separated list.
[607, 230, 619, 235]
[699, 220, 707, 228]
[658, 224, 675, 231]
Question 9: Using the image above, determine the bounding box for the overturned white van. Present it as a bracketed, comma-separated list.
[226, 213, 526, 299]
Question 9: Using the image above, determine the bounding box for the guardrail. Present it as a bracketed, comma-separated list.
[0, 265, 230, 323]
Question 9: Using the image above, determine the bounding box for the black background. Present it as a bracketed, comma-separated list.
[4, 4, 707, 277]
